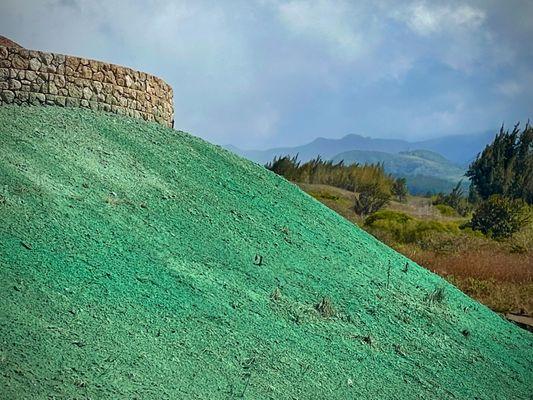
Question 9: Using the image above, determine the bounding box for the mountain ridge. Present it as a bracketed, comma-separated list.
[228, 131, 495, 166]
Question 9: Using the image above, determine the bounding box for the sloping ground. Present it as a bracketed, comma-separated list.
[0, 106, 531, 399]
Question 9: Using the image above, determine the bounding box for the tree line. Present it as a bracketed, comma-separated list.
[266, 122, 532, 239]
[266, 155, 407, 215]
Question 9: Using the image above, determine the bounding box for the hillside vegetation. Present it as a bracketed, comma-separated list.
[1, 106, 531, 399]
[331, 149, 465, 194]
[332, 149, 463, 181]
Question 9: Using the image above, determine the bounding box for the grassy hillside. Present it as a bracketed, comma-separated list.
[331, 149, 465, 194]
[1, 106, 531, 399]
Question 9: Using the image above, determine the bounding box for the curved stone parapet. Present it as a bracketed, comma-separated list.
[0, 45, 174, 127]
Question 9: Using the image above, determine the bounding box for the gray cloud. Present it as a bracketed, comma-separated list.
[1, 0, 531, 148]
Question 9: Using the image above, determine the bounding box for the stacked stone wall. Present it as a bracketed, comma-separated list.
[0, 46, 174, 127]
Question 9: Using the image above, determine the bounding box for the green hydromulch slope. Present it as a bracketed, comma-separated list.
[0, 106, 531, 399]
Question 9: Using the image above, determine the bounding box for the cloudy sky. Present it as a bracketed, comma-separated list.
[1, 0, 532, 148]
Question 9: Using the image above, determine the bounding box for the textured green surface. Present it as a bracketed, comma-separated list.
[0, 106, 531, 399]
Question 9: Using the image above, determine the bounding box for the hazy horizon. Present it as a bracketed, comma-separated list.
[228, 128, 497, 151]
[1, 0, 531, 148]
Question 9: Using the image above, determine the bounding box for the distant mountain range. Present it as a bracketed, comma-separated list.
[226, 131, 495, 194]
[227, 131, 495, 166]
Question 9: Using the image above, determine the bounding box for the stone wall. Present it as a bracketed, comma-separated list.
[0, 46, 174, 127]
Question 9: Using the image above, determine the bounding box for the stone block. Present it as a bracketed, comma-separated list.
[25, 70, 37, 82]
[31, 82, 42, 92]
[48, 81, 59, 95]
[82, 86, 92, 100]
[17, 91, 29, 102]
[0, 67, 9, 80]
[40, 52, 53, 65]
[104, 70, 116, 84]
[67, 83, 82, 98]
[54, 54, 66, 65]
[55, 96, 66, 106]
[93, 81, 103, 93]
[8, 79, 22, 90]
[1, 90, 15, 103]
[45, 95, 56, 105]
[29, 58, 41, 71]
[66, 56, 79, 70]
[80, 65, 92, 79]
[54, 74, 66, 88]
[66, 97, 80, 107]
[29, 92, 45, 105]
[12, 55, 28, 69]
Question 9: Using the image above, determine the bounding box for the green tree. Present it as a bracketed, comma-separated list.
[354, 181, 391, 216]
[466, 123, 533, 204]
[432, 181, 471, 216]
[470, 195, 530, 239]
[265, 154, 300, 181]
[391, 177, 408, 202]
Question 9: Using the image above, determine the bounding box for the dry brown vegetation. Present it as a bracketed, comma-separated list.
[406, 247, 532, 314]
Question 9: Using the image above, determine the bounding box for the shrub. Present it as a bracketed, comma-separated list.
[435, 204, 457, 217]
[364, 210, 460, 244]
[426, 286, 446, 305]
[265, 154, 301, 181]
[470, 195, 530, 239]
[354, 182, 391, 216]
[432, 181, 471, 216]
[392, 177, 408, 202]
[315, 297, 335, 318]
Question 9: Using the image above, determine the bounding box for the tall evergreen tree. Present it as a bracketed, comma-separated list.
[466, 123, 532, 204]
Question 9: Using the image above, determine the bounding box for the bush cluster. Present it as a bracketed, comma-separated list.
[469, 195, 530, 239]
[364, 210, 460, 244]
[432, 181, 471, 217]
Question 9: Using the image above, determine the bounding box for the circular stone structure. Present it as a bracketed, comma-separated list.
[0, 40, 174, 127]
